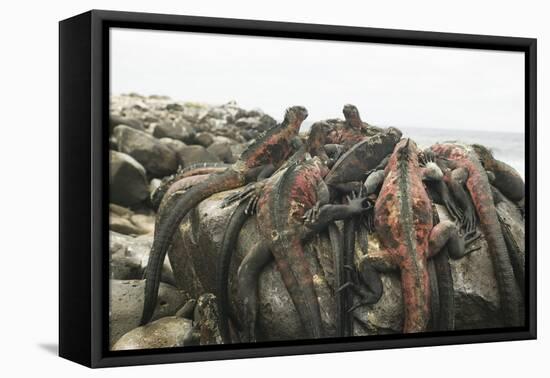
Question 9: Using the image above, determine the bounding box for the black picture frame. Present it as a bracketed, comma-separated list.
[59, 9, 537, 368]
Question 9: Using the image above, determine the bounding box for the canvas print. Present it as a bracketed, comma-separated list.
[108, 28, 526, 351]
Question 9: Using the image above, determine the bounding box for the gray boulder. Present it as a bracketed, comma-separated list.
[177, 145, 221, 167]
[109, 279, 188, 347]
[193, 293, 223, 345]
[207, 142, 235, 163]
[109, 231, 175, 284]
[112, 316, 194, 350]
[235, 114, 276, 132]
[110, 114, 145, 132]
[109, 151, 149, 207]
[168, 189, 525, 341]
[165, 103, 184, 112]
[194, 132, 215, 147]
[152, 120, 193, 142]
[114, 125, 178, 177]
[109, 204, 155, 236]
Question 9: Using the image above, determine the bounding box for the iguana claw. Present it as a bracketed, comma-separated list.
[221, 184, 256, 208]
[303, 201, 321, 224]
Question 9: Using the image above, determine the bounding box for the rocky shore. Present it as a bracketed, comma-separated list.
[109, 94, 525, 349]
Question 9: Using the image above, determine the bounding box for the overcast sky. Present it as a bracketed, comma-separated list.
[111, 28, 524, 133]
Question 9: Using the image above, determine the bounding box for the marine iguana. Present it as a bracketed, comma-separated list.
[325, 104, 384, 146]
[217, 156, 371, 342]
[151, 162, 231, 210]
[216, 125, 400, 341]
[346, 150, 470, 332]
[429, 142, 524, 327]
[218, 157, 376, 342]
[141, 106, 309, 325]
[323, 127, 403, 194]
[372, 139, 477, 333]
[472, 144, 525, 203]
[308, 104, 385, 164]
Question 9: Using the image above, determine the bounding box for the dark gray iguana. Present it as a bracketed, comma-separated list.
[216, 127, 402, 342]
[428, 143, 524, 327]
[140, 106, 309, 325]
[217, 156, 371, 342]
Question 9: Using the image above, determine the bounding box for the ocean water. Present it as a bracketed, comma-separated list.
[400, 126, 525, 179]
[300, 123, 525, 179]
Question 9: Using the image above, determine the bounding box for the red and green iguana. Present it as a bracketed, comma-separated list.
[371, 139, 478, 332]
[428, 142, 524, 326]
[140, 106, 309, 325]
[308, 104, 385, 165]
[216, 127, 402, 342]
[218, 156, 371, 342]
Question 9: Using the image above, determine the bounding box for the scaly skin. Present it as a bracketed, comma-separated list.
[217, 122, 398, 341]
[151, 162, 231, 210]
[373, 139, 475, 332]
[430, 143, 523, 326]
[309, 104, 386, 163]
[218, 157, 369, 342]
[472, 144, 525, 202]
[140, 106, 309, 325]
[324, 127, 402, 189]
[254, 159, 329, 339]
[324, 104, 384, 148]
[253, 158, 369, 340]
[374, 139, 434, 332]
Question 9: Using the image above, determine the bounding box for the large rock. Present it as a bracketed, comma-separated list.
[207, 142, 235, 163]
[193, 132, 215, 147]
[114, 125, 178, 177]
[194, 293, 223, 345]
[112, 316, 194, 350]
[110, 114, 145, 132]
[109, 231, 175, 284]
[152, 120, 193, 142]
[110, 151, 149, 207]
[177, 145, 220, 167]
[168, 189, 525, 341]
[109, 204, 155, 236]
[109, 279, 188, 347]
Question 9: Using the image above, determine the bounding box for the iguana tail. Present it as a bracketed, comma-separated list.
[141, 168, 246, 325]
[217, 200, 250, 344]
[272, 238, 324, 338]
[328, 223, 346, 337]
[341, 219, 355, 337]
[430, 251, 455, 331]
[466, 168, 523, 326]
[429, 205, 455, 331]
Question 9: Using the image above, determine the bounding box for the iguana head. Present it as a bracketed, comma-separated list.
[306, 121, 332, 149]
[418, 148, 444, 181]
[342, 104, 362, 129]
[384, 126, 403, 143]
[395, 138, 418, 163]
[471, 143, 495, 169]
[283, 106, 308, 128]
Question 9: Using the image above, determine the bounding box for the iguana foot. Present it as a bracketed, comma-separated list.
[337, 261, 382, 312]
[303, 201, 322, 224]
[221, 182, 264, 214]
[346, 189, 371, 213]
[461, 228, 482, 255]
[221, 183, 255, 208]
[460, 206, 477, 234]
[443, 198, 464, 223]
